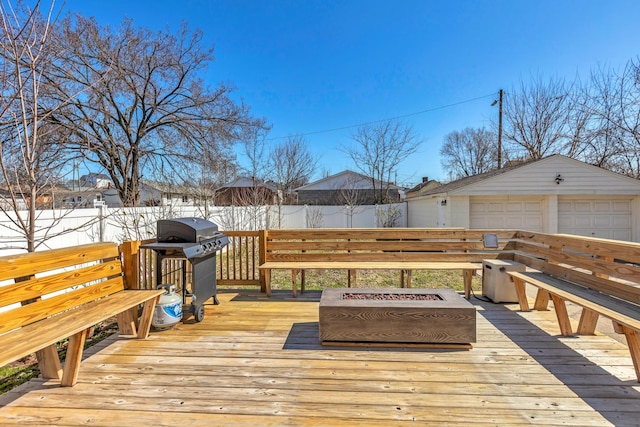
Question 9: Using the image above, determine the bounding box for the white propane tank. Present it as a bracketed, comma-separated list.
[152, 284, 183, 330]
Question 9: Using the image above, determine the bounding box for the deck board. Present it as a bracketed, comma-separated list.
[1, 289, 640, 426]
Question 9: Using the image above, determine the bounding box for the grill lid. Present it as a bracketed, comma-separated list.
[157, 217, 220, 243]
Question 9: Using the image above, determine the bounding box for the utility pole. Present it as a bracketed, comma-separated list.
[497, 89, 503, 169]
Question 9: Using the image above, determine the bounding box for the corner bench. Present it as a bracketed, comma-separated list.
[259, 228, 511, 298]
[507, 231, 640, 382]
[0, 242, 164, 387]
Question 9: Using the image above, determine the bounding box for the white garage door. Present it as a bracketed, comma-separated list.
[470, 197, 544, 231]
[559, 197, 631, 240]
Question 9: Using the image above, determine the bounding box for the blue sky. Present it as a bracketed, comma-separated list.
[62, 0, 640, 185]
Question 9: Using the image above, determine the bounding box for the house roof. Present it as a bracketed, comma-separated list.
[405, 178, 443, 198]
[410, 154, 640, 199]
[416, 160, 532, 197]
[216, 177, 277, 191]
[295, 169, 401, 191]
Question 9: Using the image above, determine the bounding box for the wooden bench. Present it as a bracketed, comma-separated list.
[506, 231, 640, 382]
[0, 242, 165, 387]
[259, 228, 513, 298]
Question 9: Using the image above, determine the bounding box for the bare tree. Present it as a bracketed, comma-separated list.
[0, 0, 93, 252]
[440, 127, 496, 179]
[585, 60, 640, 177]
[502, 76, 576, 160]
[47, 16, 265, 207]
[342, 120, 420, 204]
[305, 205, 324, 228]
[214, 129, 272, 230]
[336, 173, 365, 228]
[270, 135, 317, 204]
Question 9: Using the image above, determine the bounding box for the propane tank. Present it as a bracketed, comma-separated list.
[152, 284, 183, 330]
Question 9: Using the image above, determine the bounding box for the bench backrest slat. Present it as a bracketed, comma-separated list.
[0, 242, 125, 333]
[513, 231, 640, 304]
[266, 228, 518, 241]
[268, 240, 492, 252]
[0, 242, 122, 282]
[267, 252, 500, 263]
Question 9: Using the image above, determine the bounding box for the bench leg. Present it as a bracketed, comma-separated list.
[301, 270, 306, 294]
[463, 270, 473, 299]
[400, 270, 412, 288]
[622, 326, 640, 383]
[117, 307, 139, 336]
[511, 277, 530, 311]
[550, 294, 574, 337]
[264, 269, 272, 297]
[61, 328, 90, 387]
[577, 308, 599, 335]
[137, 296, 159, 339]
[348, 269, 357, 287]
[534, 289, 550, 311]
[291, 269, 298, 298]
[36, 344, 62, 381]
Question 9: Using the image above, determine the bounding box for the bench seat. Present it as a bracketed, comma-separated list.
[0, 242, 164, 387]
[260, 261, 481, 298]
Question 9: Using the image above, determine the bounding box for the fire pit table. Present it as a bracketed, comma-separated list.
[319, 288, 476, 348]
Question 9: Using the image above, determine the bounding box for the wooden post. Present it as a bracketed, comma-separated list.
[119, 240, 141, 290]
[259, 229, 268, 293]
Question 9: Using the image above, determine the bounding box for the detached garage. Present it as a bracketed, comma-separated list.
[406, 155, 640, 242]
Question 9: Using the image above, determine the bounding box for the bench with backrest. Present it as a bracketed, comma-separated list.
[506, 230, 640, 382]
[0, 242, 164, 387]
[259, 228, 514, 298]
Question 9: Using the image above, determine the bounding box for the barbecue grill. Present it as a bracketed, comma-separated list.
[141, 217, 229, 322]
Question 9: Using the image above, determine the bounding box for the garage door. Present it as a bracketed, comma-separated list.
[470, 197, 543, 231]
[559, 197, 631, 240]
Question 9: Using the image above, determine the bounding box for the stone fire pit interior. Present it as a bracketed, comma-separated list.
[319, 288, 476, 348]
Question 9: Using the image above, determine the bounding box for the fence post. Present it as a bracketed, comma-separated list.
[119, 240, 141, 290]
[259, 229, 267, 292]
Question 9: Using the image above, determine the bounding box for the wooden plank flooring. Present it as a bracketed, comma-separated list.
[1, 289, 640, 426]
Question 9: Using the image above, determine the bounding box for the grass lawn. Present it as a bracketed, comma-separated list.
[268, 268, 483, 294]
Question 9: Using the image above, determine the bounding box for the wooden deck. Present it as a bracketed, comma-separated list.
[2, 288, 640, 426]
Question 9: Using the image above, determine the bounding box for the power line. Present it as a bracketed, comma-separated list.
[266, 92, 497, 141]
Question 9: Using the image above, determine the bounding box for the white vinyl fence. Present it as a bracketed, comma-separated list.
[0, 203, 406, 254]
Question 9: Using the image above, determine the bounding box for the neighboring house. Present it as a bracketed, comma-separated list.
[295, 170, 403, 205]
[142, 181, 197, 207]
[405, 154, 640, 242]
[405, 176, 442, 199]
[100, 181, 198, 208]
[79, 173, 112, 189]
[59, 188, 105, 208]
[214, 177, 278, 206]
